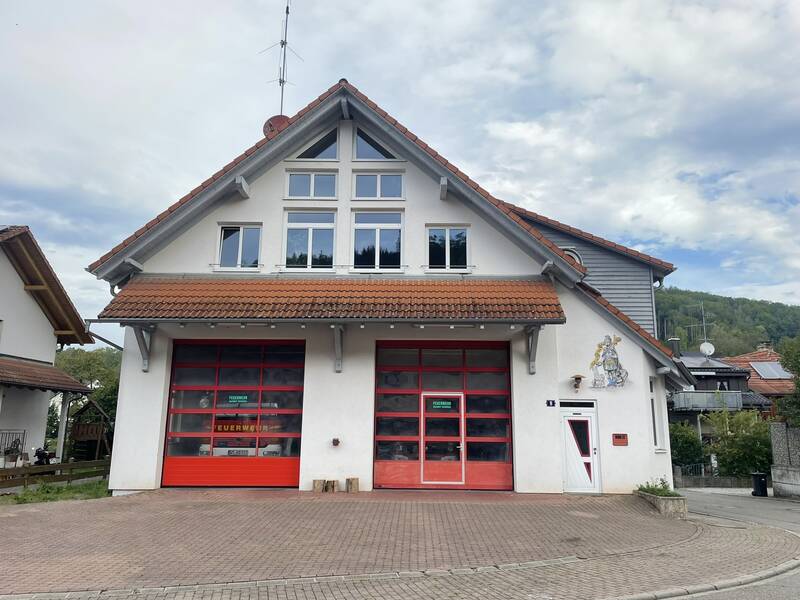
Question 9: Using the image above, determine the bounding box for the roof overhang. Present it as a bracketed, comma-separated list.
[0, 227, 92, 345]
[0, 355, 91, 394]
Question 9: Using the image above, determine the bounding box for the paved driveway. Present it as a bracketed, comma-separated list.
[1, 489, 799, 599]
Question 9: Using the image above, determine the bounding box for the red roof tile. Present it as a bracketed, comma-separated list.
[98, 277, 565, 323]
[499, 200, 675, 274]
[88, 80, 586, 277]
[578, 283, 673, 357]
[722, 349, 796, 396]
[0, 356, 91, 394]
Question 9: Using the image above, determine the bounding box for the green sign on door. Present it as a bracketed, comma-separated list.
[432, 400, 453, 409]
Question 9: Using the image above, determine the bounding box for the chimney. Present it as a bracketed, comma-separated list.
[667, 337, 681, 357]
[756, 340, 773, 352]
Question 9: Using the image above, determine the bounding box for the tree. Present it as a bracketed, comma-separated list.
[46, 402, 60, 440]
[55, 347, 122, 422]
[669, 422, 703, 466]
[701, 410, 772, 477]
[776, 335, 800, 426]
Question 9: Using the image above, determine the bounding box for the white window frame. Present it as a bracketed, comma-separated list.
[287, 128, 340, 162]
[352, 127, 403, 162]
[350, 211, 404, 272]
[425, 225, 470, 272]
[650, 377, 667, 452]
[352, 171, 405, 200]
[285, 171, 338, 200]
[282, 211, 336, 271]
[215, 223, 262, 272]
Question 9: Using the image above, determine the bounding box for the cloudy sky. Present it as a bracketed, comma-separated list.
[1, 0, 799, 346]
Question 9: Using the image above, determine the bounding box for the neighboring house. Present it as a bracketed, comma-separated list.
[723, 343, 795, 406]
[0, 226, 92, 464]
[667, 350, 769, 441]
[87, 79, 690, 495]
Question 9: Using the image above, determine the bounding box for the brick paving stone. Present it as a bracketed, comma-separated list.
[1, 490, 798, 599]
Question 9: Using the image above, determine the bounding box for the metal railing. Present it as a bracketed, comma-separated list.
[671, 390, 743, 411]
[0, 430, 26, 457]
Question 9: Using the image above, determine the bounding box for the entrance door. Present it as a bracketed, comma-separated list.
[421, 392, 465, 485]
[560, 405, 599, 493]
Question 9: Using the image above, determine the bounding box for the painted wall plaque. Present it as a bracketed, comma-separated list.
[590, 335, 628, 388]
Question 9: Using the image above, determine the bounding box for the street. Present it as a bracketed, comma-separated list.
[683, 488, 800, 599]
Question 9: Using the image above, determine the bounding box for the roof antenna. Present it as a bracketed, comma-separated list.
[259, 0, 303, 115]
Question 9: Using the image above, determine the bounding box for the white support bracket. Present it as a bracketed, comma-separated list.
[526, 325, 542, 375]
[133, 326, 153, 372]
[439, 177, 448, 201]
[340, 98, 351, 120]
[123, 257, 144, 272]
[332, 324, 345, 372]
[234, 175, 250, 199]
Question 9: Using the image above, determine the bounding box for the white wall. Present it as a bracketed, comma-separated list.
[0, 251, 56, 363]
[143, 120, 542, 277]
[553, 284, 673, 493]
[0, 385, 51, 455]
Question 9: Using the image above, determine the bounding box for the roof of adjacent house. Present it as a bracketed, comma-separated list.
[0, 226, 93, 345]
[86, 79, 586, 278]
[0, 355, 91, 394]
[722, 348, 795, 397]
[498, 200, 676, 275]
[96, 276, 566, 323]
[679, 352, 749, 373]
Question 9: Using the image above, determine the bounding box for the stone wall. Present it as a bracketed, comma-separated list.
[770, 422, 800, 498]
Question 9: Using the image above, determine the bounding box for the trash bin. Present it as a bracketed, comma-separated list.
[751, 472, 768, 497]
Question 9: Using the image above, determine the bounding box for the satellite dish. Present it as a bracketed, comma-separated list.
[700, 341, 715, 357]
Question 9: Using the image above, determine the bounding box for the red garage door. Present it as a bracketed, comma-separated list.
[373, 341, 513, 490]
[162, 340, 304, 487]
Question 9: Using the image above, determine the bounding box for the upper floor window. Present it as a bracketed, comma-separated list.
[288, 172, 337, 198]
[353, 212, 402, 270]
[296, 129, 338, 160]
[355, 128, 395, 160]
[354, 173, 403, 199]
[428, 226, 468, 270]
[285, 212, 335, 270]
[219, 225, 261, 269]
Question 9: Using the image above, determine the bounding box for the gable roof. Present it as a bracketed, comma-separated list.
[87, 79, 586, 282]
[0, 355, 91, 394]
[722, 348, 795, 397]
[0, 226, 92, 345]
[498, 199, 675, 275]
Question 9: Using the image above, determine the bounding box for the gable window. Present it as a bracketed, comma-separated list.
[218, 225, 261, 269]
[285, 212, 335, 269]
[287, 172, 337, 199]
[296, 129, 337, 160]
[427, 226, 468, 270]
[355, 128, 395, 160]
[354, 173, 403, 199]
[353, 212, 402, 270]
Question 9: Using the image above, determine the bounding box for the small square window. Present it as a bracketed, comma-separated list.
[355, 174, 378, 198]
[314, 174, 336, 197]
[380, 174, 402, 198]
[288, 173, 311, 197]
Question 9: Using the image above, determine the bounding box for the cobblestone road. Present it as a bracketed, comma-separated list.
[1, 489, 798, 599]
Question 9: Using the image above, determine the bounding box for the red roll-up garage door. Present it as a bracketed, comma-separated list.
[162, 340, 304, 487]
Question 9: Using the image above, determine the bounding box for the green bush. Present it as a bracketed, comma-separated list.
[637, 478, 681, 497]
[669, 422, 703, 466]
[701, 410, 772, 477]
[9, 479, 110, 505]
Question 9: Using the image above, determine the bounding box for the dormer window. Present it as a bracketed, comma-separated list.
[355, 128, 395, 160]
[218, 225, 261, 269]
[296, 129, 338, 160]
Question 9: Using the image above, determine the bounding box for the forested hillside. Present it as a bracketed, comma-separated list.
[655, 287, 800, 356]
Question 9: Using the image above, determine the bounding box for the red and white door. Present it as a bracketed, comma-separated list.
[560, 402, 600, 493]
[373, 341, 513, 490]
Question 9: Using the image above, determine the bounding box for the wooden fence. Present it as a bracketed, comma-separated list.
[0, 459, 110, 489]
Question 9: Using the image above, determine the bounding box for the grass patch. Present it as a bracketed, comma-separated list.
[637, 478, 682, 497]
[0, 479, 110, 505]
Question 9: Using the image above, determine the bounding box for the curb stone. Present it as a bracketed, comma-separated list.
[605, 556, 800, 600]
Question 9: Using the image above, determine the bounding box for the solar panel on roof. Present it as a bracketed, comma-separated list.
[750, 361, 792, 379]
